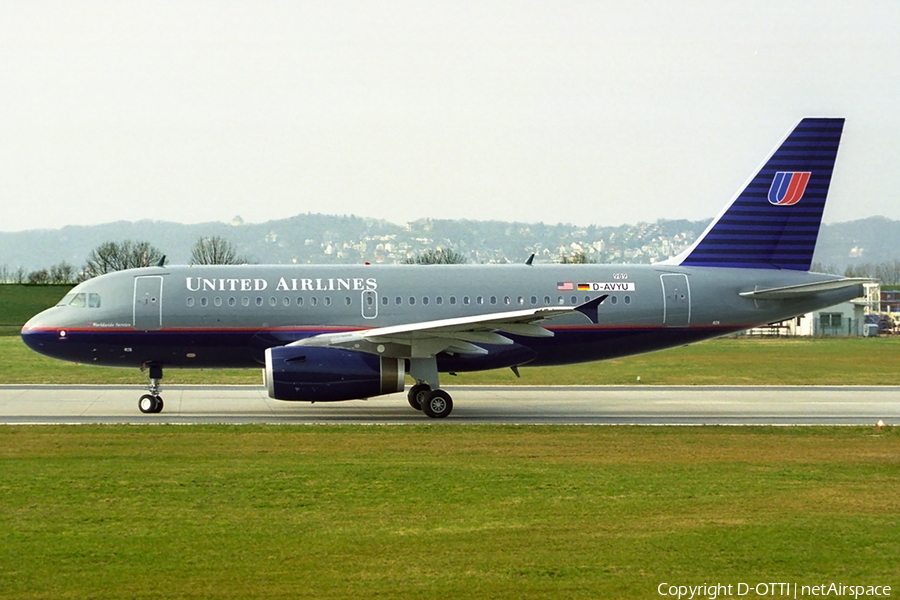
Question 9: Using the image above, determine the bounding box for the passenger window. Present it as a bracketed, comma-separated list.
[69, 293, 86, 308]
[297, 297, 304, 306]
[463, 296, 470, 306]
[242, 297, 250, 307]
[228, 297, 236, 307]
[422, 297, 429, 305]
[571, 296, 577, 304]
[490, 296, 497, 305]
[382, 296, 388, 306]
[283, 297, 290, 307]
[476, 296, 484, 305]
[214, 297, 222, 307]
[269, 297, 277, 307]
[324, 297, 332, 307]
[530, 296, 537, 305]
[395, 297, 402, 305]
[200, 297, 208, 307]
[557, 296, 565, 305]
[544, 296, 551, 304]
[256, 297, 263, 307]
[88, 293, 101, 308]
[450, 296, 457, 305]
[611, 296, 618, 305]
[310, 297, 318, 307]
[436, 296, 443, 305]
[345, 296, 352, 306]
[624, 295, 632, 305]
[409, 297, 416, 306]
[187, 297, 195, 307]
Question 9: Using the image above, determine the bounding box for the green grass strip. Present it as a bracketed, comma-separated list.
[0, 425, 897, 599]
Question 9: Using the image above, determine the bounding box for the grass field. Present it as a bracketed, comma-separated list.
[0, 284, 73, 335]
[1, 426, 897, 599]
[3, 334, 900, 386]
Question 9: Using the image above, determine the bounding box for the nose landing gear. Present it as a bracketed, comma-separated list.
[139, 363, 164, 414]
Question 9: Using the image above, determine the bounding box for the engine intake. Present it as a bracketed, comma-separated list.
[264, 346, 405, 402]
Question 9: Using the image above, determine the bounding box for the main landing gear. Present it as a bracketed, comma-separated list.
[407, 384, 453, 418]
[406, 358, 453, 418]
[139, 364, 164, 414]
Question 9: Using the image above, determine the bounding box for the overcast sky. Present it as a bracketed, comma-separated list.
[1, 1, 898, 233]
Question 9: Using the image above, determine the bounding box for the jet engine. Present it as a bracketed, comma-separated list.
[264, 346, 405, 402]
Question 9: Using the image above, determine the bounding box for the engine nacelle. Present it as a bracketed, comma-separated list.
[264, 346, 405, 402]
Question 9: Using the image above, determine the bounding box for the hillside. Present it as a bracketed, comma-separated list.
[1, 213, 897, 274]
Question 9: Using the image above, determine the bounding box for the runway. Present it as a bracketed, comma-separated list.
[0, 385, 896, 425]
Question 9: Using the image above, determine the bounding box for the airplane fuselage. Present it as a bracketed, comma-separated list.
[22, 263, 860, 373]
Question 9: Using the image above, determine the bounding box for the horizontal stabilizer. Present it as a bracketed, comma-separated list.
[738, 278, 872, 300]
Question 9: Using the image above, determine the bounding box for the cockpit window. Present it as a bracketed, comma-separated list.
[62, 292, 101, 308]
[56, 293, 76, 307]
[69, 293, 86, 308]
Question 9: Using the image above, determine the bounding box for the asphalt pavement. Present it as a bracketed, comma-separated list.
[0, 385, 896, 425]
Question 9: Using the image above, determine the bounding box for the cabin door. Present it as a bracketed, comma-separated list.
[661, 274, 691, 327]
[134, 276, 163, 331]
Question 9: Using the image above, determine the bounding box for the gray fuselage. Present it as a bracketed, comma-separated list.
[22, 263, 861, 372]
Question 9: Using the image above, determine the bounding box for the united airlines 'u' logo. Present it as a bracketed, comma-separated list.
[768, 171, 811, 206]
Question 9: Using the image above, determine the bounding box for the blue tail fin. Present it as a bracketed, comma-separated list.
[678, 117, 844, 270]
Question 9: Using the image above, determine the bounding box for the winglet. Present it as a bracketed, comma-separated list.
[525, 253, 535, 266]
[575, 295, 608, 324]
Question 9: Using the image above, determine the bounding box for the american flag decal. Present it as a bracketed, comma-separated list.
[557, 282, 574, 291]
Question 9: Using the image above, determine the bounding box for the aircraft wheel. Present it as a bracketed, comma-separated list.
[407, 383, 430, 410]
[421, 389, 452, 419]
[139, 394, 156, 414]
[139, 394, 164, 414]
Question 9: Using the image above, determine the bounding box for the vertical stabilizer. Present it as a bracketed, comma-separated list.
[677, 118, 844, 270]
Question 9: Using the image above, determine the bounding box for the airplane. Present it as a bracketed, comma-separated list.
[21, 117, 869, 418]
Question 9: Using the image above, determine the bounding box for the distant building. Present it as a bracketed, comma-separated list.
[881, 289, 900, 313]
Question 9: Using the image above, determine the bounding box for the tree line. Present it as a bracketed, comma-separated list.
[813, 260, 900, 285]
[0, 236, 249, 284]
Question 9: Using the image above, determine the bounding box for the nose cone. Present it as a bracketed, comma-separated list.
[21, 308, 65, 357]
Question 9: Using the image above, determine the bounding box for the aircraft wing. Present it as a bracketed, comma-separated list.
[289, 295, 607, 358]
[738, 278, 872, 300]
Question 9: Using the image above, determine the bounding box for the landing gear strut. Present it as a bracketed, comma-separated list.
[139, 363, 164, 414]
